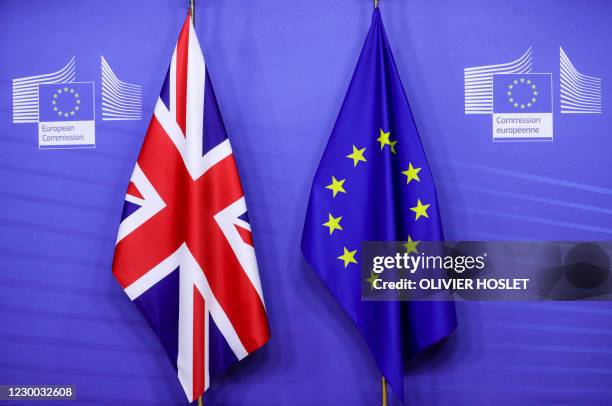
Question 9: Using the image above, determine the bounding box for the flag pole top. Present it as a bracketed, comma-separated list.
[374, 0, 379, 8]
[189, 0, 195, 23]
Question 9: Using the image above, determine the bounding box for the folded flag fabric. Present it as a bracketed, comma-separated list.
[112, 12, 270, 402]
[301, 8, 457, 401]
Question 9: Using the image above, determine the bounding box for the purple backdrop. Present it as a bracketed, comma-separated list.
[1, 0, 612, 404]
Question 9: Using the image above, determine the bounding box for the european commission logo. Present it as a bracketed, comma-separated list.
[38, 83, 95, 149]
[492, 73, 552, 141]
[464, 47, 602, 142]
[12, 56, 142, 150]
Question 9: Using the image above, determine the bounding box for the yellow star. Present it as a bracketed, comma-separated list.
[401, 163, 421, 184]
[63, 87, 68, 91]
[325, 176, 346, 198]
[403, 235, 420, 254]
[338, 247, 358, 268]
[322, 213, 343, 235]
[377, 128, 391, 150]
[365, 271, 379, 290]
[346, 145, 367, 167]
[389, 140, 397, 154]
[410, 199, 430, 220]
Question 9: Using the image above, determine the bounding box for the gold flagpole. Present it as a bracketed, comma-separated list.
[381, 376, 388, 406]
[374, 0, 379, 8]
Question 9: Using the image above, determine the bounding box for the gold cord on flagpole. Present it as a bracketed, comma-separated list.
[381, 376, 388, 406]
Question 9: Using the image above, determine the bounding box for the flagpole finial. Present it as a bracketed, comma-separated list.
[374, 0, 379, 8]
[189, 0, 195, 23]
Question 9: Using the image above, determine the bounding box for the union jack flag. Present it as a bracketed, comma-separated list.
[112, 13, 270, 402]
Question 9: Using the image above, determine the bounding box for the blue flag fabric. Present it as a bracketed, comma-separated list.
[301, 9, 457, 400]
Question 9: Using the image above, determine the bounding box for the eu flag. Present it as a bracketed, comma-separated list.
[301, 9, 457, 400]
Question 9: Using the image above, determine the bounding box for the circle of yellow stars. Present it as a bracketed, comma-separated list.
[52, 86, 81, 118]
[507, 77, 537, 110]
[322, 128, 429, 279]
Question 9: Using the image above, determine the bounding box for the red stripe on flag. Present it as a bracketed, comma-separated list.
[126, 181, 144, 200]
[175, 15, 190, 136]
[112, 117, 190, 288]
[193, 286, 205, 401]
[235, 224, 254, 246]
[187, 156, 270, 352]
